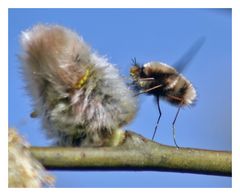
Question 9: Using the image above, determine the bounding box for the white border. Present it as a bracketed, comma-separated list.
[0, 0, 9, 191]
[1, 0, 239, 194]
[232, 7, 240, 191]
[3, 0, 239, 8]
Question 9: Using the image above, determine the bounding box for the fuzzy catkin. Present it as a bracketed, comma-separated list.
[8, 128, 54, 187]
[20, 24, 137, 146]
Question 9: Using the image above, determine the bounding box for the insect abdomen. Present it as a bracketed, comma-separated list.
[165, 75, 196, 106]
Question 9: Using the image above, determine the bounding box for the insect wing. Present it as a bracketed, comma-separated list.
[173, 37, 205, 73]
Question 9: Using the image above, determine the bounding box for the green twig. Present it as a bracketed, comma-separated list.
[30, 131, 231, 176]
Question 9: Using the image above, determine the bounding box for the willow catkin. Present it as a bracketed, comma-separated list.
[8, 128, 54, 187]
[20, 24, 137, 146]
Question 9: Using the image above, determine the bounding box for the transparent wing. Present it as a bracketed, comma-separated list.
[173, 37, 206, 73]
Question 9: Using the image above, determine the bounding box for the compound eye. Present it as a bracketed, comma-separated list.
[130, 68, 136, 76]
[130, 69, 133, 74]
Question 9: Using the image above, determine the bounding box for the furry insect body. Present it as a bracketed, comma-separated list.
[131, 61, 196, 106]
[130, 60, 197, 148]
[20, 24, 137, 147]
[132, 38, 204, 147]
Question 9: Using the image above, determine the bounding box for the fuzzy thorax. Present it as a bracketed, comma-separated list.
[20, 24, 137, 147]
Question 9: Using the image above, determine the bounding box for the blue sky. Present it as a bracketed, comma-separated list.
[8, 8, 231, 187]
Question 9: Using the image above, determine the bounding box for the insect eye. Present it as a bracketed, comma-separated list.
[130, 69, 136, 76]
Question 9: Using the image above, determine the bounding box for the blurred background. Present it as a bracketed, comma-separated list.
[8, 8, 231, 187]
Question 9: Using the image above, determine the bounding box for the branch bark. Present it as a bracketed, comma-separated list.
[30, 131, 231, 176]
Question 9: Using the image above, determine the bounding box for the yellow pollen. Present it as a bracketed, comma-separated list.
[74, 69, 90, 89]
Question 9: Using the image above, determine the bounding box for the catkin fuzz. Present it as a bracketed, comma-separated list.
[20, 24, 137, 146]
[8, 128, 54, 187]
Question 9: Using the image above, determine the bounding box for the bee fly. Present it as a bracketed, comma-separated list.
[130, 38, 205, 148]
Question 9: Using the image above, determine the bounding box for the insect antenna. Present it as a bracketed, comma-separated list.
[152, 96, 162, 140]
[173, 37, 205, 73]
[172, 106, 181, 148]
[131, 57, 138, 66]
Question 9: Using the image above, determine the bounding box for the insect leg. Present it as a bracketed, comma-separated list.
[167, 94, 184, 148]
[134, 84, 162, 96]
[138, 78, 155, 81]
[172, 106, 181, 148]
[152, 96, 161, 140]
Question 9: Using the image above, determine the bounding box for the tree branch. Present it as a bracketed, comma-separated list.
[30, 131, 231, 176]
